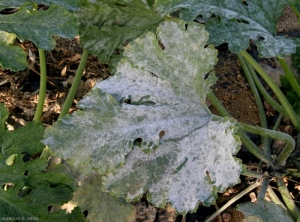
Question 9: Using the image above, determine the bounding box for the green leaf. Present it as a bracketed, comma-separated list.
[237, 200, 294, 222]
[0, 31, 28, 71]
[1, 121, 45, 156]
[0, 3, 78, 50]
[77, 0, 163, 63]
[44, 19, 242, 213]
[70, 175, 135, 222]
[0, 0, 81, 11]
[0, 103, 85, 221]
[155, 0, 300, 57]
[0, 103, 44, 156]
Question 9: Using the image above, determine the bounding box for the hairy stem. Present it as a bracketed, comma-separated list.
[59, 49, 89, 119]
[248, 61, 287, 116]
[241, 168, 263, 179]
[208, 92, 274, 166]
[239, 122, 295, 167]
[267, 186, 286, 209]
[257, 176, 270, 201]
[237, 53, 272, 161]
[33, 49, 47, 122]
[240, 50, 300, 131]
[276, 175, 300, 220]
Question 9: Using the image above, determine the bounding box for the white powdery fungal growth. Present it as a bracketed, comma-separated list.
[44, 19, 242, 213]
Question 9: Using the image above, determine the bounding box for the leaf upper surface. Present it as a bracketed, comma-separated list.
[0, 0, 81, 11]
[237, 200, 294, 222]
[44, 19, 242, 213]
[0, 104, 85, 221]
[155, 0, 300, 57]
[77, 0, 163, 63]
[70, 175, 135, 222]
[0, 31, 28, 71]
[0, 4, 78, 50]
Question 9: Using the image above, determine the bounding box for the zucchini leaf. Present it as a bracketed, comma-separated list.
[237, 200, 294, 222]
[0, 104, 85, 221]
[155, 0, 300, 57]
[44, 19, 242, 213]
[77, 0, 163, 63]
[0, 31, 28, 71]
[70, 175, 136, 222]
[0, 0, 81, 11]
[0, 3, 78, 50]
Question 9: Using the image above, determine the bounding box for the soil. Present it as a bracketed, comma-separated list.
[1, 6, 300, 222]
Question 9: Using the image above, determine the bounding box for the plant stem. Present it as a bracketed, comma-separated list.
[267, 186, 286, 209]
[248, 61, 287, 116]
[240, 50, 300, 132]
[59, 49, 89, 119]
[276, 175, 300, 220]
[239, 122, 295, 167]
[241, 169, 263, 179]
[208, 92, 274, 166]
[257, 176, 270, 201]
[273, 114, 283, 131]
[33, 49, 47, 122]
[237, 53, 272, 161]
[278, 57, 300, 97]
[204, 181, 261, 222]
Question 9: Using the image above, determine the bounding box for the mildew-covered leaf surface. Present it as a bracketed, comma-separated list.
[155, 0, 300, 57]
[44, 19, 242, 213]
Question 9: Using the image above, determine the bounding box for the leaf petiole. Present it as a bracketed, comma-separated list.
[33, 49, 47, 122]
[59, 49, 89, 119]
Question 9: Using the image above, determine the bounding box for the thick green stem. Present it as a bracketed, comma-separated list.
[276, 175, 300, 220]
[204, 181, 261, 222]
[208, 92, 274, 166]
[237, 53, 272, 161]
[59, 49, 89, 119]
[240, 50, 300, 132]
[257, 176, 270, 201]
[237, 130, 273, 166]
[33, 49, 47, 122]
[267, 186, 286, 209]
[241, 168, 263, 179]
[239, 122, 295, 167]
[248, 62, 287, 116]
[278, 57, 300, 97]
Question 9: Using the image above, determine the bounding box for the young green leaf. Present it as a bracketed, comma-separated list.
[77, 0, 163, 63]
[0, 0, 82, 11]
[0, 31, 28, 71]
[155, 0, 299, 57]
[70, 175, 136, 222]
[0, 3, 78, 50]
[237, 200, 294, 222]
[44, 19, 242, 213]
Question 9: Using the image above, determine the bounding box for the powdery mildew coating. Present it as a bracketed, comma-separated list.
[44, 19, 242, 213]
